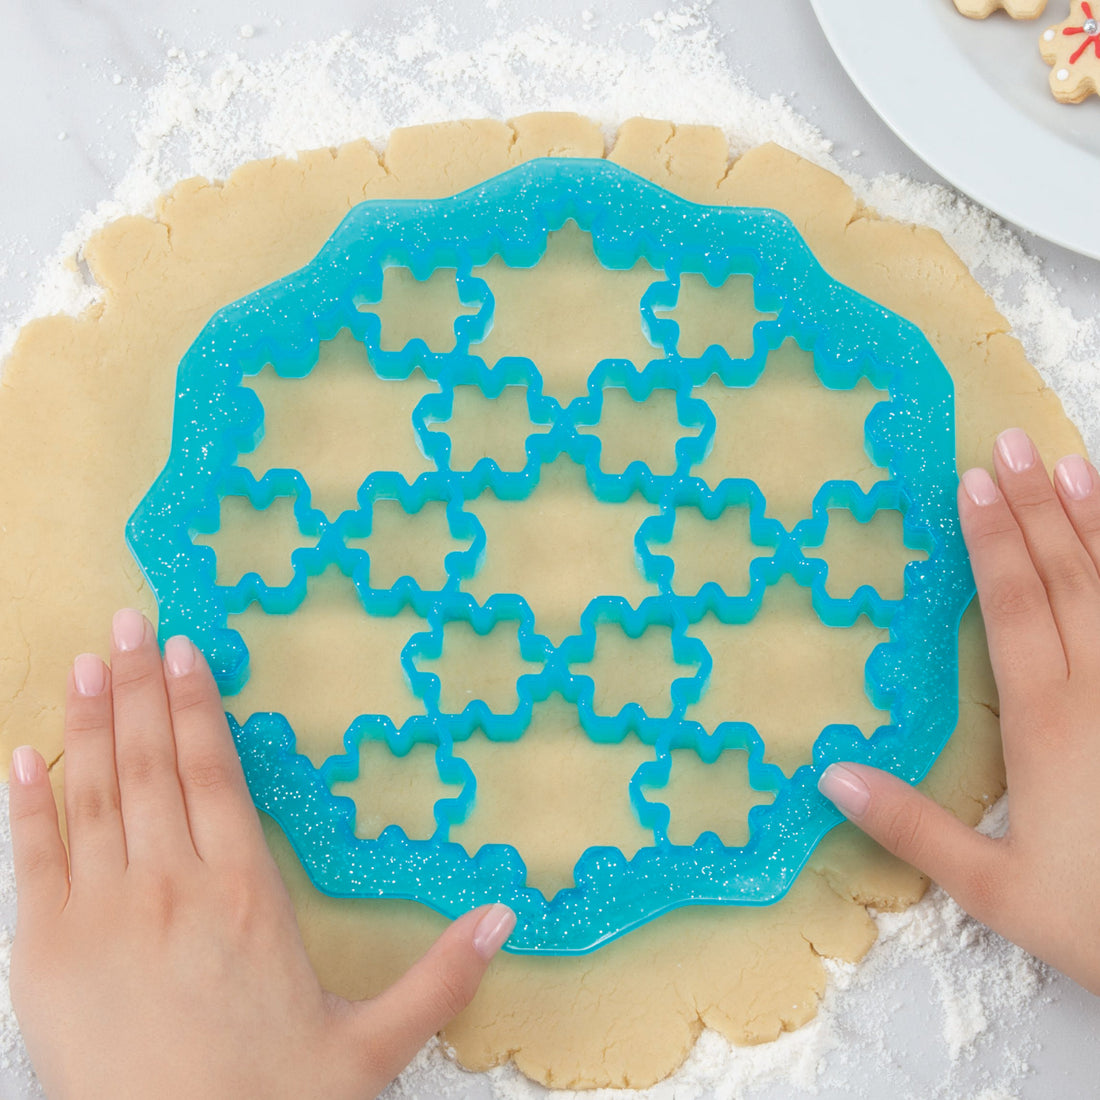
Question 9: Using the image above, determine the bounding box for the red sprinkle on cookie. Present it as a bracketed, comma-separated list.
[1040, 0, 1100, 101]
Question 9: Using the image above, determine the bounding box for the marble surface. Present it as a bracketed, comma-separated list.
[0, 2, 1098, 1098]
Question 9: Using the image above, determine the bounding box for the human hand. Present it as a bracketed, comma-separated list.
[818, 429, 1100, 996]
[8, 610, 516, 1099]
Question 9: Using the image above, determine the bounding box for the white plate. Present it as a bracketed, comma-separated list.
[810, 0, 1100, 259]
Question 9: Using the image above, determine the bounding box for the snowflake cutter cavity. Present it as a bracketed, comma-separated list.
[127, 157, 974, 955]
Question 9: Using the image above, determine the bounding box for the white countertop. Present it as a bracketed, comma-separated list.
[1, 2, 1097, 1098]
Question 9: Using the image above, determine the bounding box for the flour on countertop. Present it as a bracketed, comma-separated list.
[373, 846, 1051, 1100]
[0, 3, 1093, 1099]
[0, 785, 1049, 1100]
[0, 785, 42, 1096]
[5, 3, 1098, 462]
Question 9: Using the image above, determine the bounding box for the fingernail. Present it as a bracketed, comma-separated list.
[961, 467, 998, 506]
[1055, 454, 1093, 501]
[472, 903, 516, 960]
[165, 636, 196, 677]
[73, 653, 107, 696]
[112, 609, 147, 652]
[818, 763, 871, 820]
[11, 746, 41, 785]
[996, 428, 1036, 473]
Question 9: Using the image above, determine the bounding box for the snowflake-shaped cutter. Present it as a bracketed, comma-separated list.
[127, 157, 974, 953]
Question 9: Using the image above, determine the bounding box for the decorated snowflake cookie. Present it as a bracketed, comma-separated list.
[952, 0, 1046, 19]
[1040, 0, 1100, 101]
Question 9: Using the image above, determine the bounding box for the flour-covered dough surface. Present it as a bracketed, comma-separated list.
[0, 114, 1083, 1088]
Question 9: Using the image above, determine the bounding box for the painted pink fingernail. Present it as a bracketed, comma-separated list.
[1055, 454, 1093, 501]
[472, 903, 516, 960]
[12, 746, 40, 786]
[818, 764, 871, 820]
[961, 467, 998, 506]
[73, 653, 107, 696]
[112, 608, 147, 652]
[996, 428, 1036, 473]
[165, 636, 196, 677]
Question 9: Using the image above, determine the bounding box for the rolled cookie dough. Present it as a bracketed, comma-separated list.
[0, 112, 1084, 1088]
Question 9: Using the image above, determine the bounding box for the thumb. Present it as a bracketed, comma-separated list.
[818, 762, 1003, 921]
[347, 903, 515, 1085]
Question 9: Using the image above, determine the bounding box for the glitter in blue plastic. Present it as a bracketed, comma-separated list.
[127, 158, 973, 955]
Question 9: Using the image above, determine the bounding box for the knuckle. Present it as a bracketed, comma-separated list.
[65, 702, 110, 738]
[115, 744, 166, 788]
[982, 575, 1044, 623]
[1074, 505, 1100, 543]
[879, 799, 928, 864]
[110, 659, 165, 696]
[182, 752, 235, 795]
[1041, 553, 1098, 597]
[169, 678, 219, 719]
[217, 876, 263, 936]
[9, 792, 47, 828]
[137, 871, 180, 929]
[17, 840, 59, 880]
[69, 784, 121, 826]
[964, 514, 1020, 556]
[1007, 486, 1060, 524]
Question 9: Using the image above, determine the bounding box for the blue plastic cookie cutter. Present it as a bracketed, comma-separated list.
[126, 156, 975, 955]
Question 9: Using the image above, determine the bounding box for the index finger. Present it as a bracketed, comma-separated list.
[161, 636, 271, 872]
[958, 466, 1066, 708]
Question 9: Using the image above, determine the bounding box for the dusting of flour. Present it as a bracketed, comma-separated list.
[0, 4, 1094, 1099]
[372, 802, 1052, 1100]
